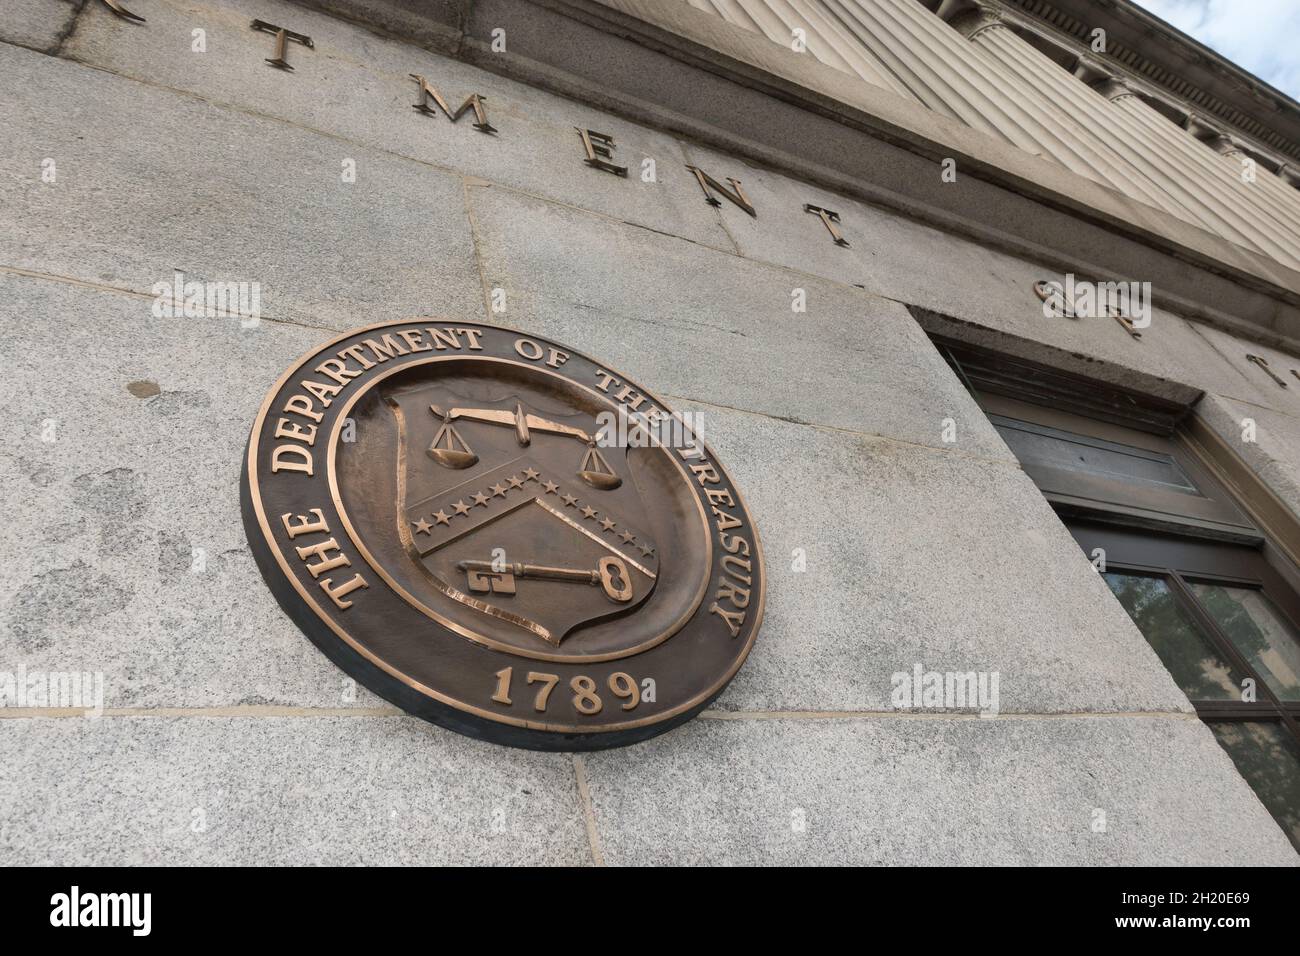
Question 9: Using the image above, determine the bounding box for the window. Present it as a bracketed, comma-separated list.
[991, 416, 1199, 496]
[976, 391, 1254, 540]
[934, 334, 1300, 851]
[1073, 523, 1300, 850]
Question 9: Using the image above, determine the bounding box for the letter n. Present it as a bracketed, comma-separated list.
[684, 165, 756, 217]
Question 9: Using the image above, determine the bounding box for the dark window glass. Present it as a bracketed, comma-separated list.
[1209, 722, 1300, 850]
[1103, 572, 1245, 700]
[1188, 583, 1300, 701]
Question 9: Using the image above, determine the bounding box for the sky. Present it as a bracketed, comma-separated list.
[1131, 0, 1300, 101]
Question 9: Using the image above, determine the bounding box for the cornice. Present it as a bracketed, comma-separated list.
[996, 0, 1300, 165]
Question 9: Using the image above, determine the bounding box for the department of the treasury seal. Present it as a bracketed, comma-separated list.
[241, 320, 765, 750]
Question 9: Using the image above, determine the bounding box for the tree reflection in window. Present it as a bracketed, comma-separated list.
[1210, 722, 1300, 850]
[1103, 572, 1244, 700]
[1189, 584, 1300, 701]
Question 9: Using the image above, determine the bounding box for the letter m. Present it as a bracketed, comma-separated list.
[410, 75, 496, 133]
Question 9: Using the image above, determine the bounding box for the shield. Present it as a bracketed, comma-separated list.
[390, 386, 660, 646]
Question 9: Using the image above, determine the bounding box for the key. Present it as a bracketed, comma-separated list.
[458, 556, 633, 602]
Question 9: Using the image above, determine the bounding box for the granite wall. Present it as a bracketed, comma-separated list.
[0, 0, 1296, 864]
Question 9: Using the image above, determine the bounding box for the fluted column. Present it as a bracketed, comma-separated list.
[953, 9, 1201, 227]
[959, 13, 1300, 262]
[685, 0, 916, 98]
[786, 0, 921, 98]
[812, 0, 1217, 214]
[959, 0, 1300, 271]
[1105, 87, 1300, 270]
[1199, 128, 1300, 230]
[688, 0, 1151, 199]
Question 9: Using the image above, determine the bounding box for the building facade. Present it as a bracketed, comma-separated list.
[1, 0, 1299, 863]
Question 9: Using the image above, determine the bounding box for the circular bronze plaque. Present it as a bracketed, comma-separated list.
[242, 320, 764, 750]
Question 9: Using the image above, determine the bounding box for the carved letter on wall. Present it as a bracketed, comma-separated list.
[683, 165, 756, 217]
[804, 204, 849, 246]
[251, 19, 313, 71]
[575, 129, 628, 177]
[410, 75, 497, 134]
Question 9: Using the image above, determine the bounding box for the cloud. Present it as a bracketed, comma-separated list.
[1131, 0, 1300, 100]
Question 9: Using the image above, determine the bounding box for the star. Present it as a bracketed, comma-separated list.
[543, 480, 560, 494]
[490, 483, 507, 498]
[522, 468, 540, 481]
[638, 542, 655, 557]
[581, 505, 598, 519]
[412, 517, 432, 535]
[562, 493, 579, 507]
[433, 510, 451, 526]
[471, 492, 490, 508]
[600, 517, 616, 532]
[618, 530, 635, 543]
[507, 475, 524, 489]
[452, 499, 471, 516]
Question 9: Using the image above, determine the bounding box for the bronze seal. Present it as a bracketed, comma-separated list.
[241, 320, 764, 749]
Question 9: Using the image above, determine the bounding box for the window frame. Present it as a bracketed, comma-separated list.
[1073, 521, 1300, 734]
[978, 390, 1256, 541]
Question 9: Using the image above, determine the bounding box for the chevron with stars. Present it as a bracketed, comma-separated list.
[404, 458, 656, 567]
